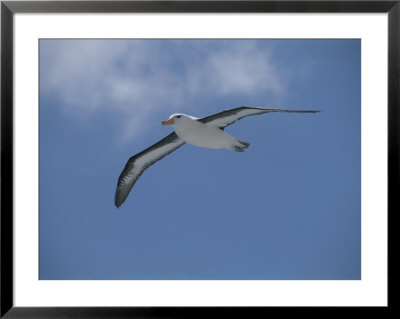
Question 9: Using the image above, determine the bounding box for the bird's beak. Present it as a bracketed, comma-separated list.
[162, 118, 174, 126]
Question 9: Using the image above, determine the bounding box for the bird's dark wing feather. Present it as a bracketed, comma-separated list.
[198, 105, 319, 129]
[115, 132, 185, 207]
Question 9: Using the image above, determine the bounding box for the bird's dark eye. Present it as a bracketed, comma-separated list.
[176, 115, 182, 118]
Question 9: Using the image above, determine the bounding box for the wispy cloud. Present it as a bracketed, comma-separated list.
[40, 39, 285, 140]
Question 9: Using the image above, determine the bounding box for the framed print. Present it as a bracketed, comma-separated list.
[1, 0, 397, 317]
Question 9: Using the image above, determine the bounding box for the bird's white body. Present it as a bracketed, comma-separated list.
[169, 114, 246, 151]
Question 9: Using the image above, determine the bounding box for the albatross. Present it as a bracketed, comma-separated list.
[115, 105, 319, 207]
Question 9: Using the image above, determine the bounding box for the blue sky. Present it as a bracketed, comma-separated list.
[39, 39, 360, 280]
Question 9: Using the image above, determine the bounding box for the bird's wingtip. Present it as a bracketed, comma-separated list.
[114, 197, 123, 208]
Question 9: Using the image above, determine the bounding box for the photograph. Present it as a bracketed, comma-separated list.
[39, 39, 361, 280]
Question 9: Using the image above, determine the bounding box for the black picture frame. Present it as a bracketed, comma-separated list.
[1, 1, 397, 317]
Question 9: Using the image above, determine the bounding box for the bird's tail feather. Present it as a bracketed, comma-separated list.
[233, 140, 250, 152]
[239, 140, 250, 148]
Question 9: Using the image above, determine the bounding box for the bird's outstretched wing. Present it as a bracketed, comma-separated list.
[115, 132, 185, 207]
[198, 106, 319, 129]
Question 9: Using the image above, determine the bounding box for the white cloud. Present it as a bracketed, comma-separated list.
[186, 41, 283, 96]
[40, 40, 285, 140]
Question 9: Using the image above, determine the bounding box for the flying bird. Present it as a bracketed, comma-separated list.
[115, 106, 319, 207]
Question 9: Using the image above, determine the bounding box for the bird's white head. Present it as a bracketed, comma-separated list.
[161, 113, 194, 128]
